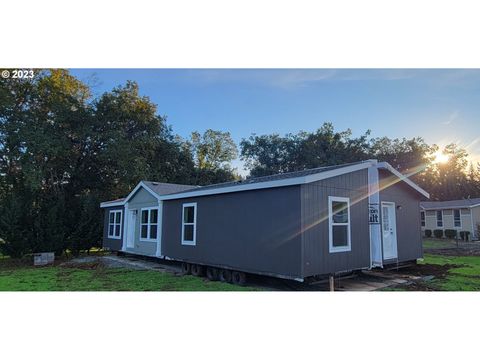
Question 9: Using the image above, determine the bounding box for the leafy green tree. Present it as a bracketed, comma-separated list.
[241, 123, 371, 177]
[189, 129, 238, 170]
[370, 136, 435, 174]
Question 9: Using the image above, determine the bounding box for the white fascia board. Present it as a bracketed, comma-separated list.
[159, 161, 375, 201]
[377, 162, 430, 199]
[123, 181, 162, 203]
[100, 200, 126, 208]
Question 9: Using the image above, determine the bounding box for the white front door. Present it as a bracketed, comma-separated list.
[381, 202, 398, 260]
[126, 210, 136, 248]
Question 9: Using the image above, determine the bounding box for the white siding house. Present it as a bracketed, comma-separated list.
[421, 198, 480, 240]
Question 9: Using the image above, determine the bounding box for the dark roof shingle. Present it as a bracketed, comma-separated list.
[168, 161, 366, 196]
[421, 198, 480, 210]
[143, 181, 199, 196]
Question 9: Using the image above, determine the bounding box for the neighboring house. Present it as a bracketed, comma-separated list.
[420, 198, 480, 240]
[100, 160, 429, 282]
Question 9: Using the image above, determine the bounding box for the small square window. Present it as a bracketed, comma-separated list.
[183, 224, 194, 242]
[332, 201, 349, 223]
[332, 226, 349, 247]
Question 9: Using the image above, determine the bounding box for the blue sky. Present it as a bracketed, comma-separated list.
[71, 69, 480, 174]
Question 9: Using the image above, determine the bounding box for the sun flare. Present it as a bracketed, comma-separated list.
[433, 151, 449, 164]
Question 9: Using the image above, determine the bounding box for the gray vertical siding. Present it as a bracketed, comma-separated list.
[127, 187, 159, 256]
[301, 169, 370, 277]
[103, 205, 124, 251]
[378, 169, 423, 262]
[162, 186, 303, 279]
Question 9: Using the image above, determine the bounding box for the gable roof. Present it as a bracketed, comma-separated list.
[159, 160, 429, 200]
[421, 198, 480, 210]
[100, 181, 198, 207]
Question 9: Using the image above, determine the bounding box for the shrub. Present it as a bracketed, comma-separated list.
[424, 229, 432, 238]
[433, 229, 444, 239]
[444, 229, 457, 239]
[460, 231, 471, 241]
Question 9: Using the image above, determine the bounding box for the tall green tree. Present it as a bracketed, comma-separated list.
[0, 70, 237, 258]
[186, 129, 238, 184]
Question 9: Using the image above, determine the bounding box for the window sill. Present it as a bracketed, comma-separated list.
[181, 241, 196, 246]
[139, 238, 157, 243]
[329, 246, 351, 253]
[108, 236, 121, 240]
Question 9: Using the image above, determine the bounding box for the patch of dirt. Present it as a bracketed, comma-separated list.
[392, 263, 457, 279]
[383, 263, 460, 291]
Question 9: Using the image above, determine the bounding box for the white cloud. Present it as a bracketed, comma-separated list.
[442, 110, 460, 125]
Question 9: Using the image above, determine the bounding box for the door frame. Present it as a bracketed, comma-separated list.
[126, 209, 137, 249]
[381, 201, 398, 260]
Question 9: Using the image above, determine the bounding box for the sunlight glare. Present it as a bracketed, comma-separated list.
[433, 151, 449, 164]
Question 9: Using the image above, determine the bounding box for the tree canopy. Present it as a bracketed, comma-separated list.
[240, 123, 480, 201]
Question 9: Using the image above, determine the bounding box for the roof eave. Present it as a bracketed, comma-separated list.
[159, 161, 376, 201]
[377, 162, 430, 199]
[100, 200, 126, 208]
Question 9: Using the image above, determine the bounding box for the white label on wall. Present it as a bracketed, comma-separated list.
[369, 203, 380, 224]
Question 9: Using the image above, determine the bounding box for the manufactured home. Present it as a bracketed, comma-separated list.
[420, 198, 480, 240]
[100, 160, 429, 283]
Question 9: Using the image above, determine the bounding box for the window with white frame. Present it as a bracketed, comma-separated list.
[436, 210, 443, 227]
[328, 196, 351, 253]
[140, 207, 158, 241]
[420, 211, 425, 227]
[454, 209, 461, 227]
[108, 210, 122, 239]
[181, 203, 197, 245]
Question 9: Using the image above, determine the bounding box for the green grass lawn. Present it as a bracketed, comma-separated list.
[419, 254, 480, 291]
[0, 260, 257, 291]
[423, 238, 458, 249]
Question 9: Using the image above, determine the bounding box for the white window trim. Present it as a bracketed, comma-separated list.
[181, 202, 197, 246]
[420, 211, 426, 227]
[436, 210, 444, 228]
[140, 206, 159, 242]
[328, 196, 351, 253]
[108, 210, 122, 239]
[453, 209, 462, 228]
